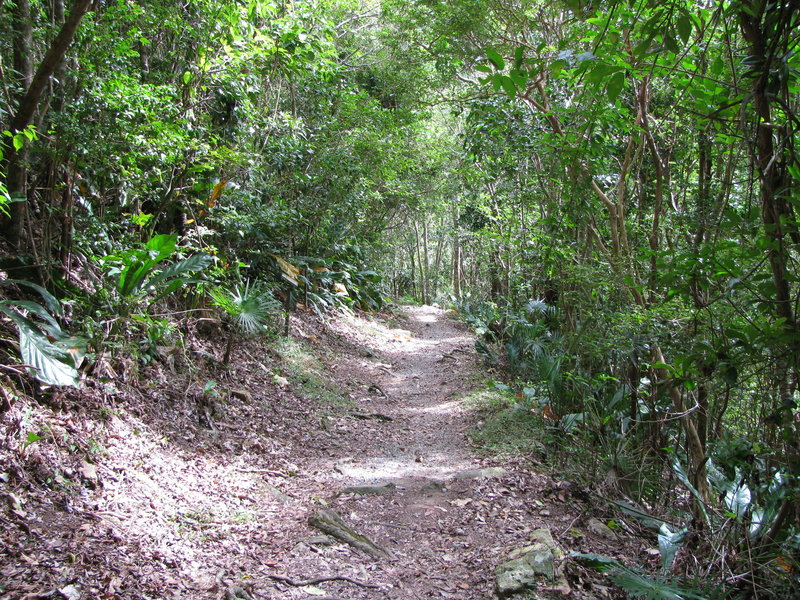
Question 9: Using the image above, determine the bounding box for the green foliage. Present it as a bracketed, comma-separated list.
[469, 401, 546, 455]
[99, 234, 211, 313]
[572, 553, 712, 600]
[0, 280, 87, 387]
[209, 281, 281, 335]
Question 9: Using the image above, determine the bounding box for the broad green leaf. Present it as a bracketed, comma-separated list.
[664, 33, 679, 54]
[498, 75, 516, 97]
[146, 253, 212, 292]
[118, 259, 149, 296]
[4, 279, 62, 315]
[2, 300, 63, 338]
[658, 523, 687, 572]
[6, 315, 82, 387]
[486, 48, 505, 70]
[513, 46, 524, 69]
[145, 234, 178, 260]
[676, 14, 692, 44]
[509, 69, 529, 88]
[13, 133, 25, 151]
[570, 551, 621, 572]
[606, 72, 625, 102]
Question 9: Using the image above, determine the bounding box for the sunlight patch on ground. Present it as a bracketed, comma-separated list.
[335, 451, 475, 482]
[410, 310, 439, 324]
[403, 399, 464, 415]
[93, 414, 284, 581]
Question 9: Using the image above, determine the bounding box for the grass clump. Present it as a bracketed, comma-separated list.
[465, 387, 546, 455]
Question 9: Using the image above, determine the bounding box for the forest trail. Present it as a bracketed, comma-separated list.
[1, 307, 619, 600]
[271, 306, 577, 600]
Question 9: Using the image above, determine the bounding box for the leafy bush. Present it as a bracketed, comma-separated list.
[209, 280, 282, 364]
[99, 234, 212, 315]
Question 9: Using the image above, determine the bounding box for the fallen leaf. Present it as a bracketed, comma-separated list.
[80, 461, 98, 481]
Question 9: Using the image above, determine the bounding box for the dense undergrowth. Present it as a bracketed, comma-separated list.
[456, 296, 799, 600]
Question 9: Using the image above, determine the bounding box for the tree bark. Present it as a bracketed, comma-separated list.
[739, 0, 800, 547]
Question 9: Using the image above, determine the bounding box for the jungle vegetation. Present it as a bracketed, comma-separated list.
[1, 0, 799, 596]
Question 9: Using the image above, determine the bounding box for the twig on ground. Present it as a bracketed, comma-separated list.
[558, 514, 581, 538]
[266, 573, 380, 589]
[235, 468, 286, 477]
[347, 411, 393, 422]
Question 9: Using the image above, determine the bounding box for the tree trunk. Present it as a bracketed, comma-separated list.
[2, 0, 94, 248]
[422, 218, 431, 303]
[452, 203, 462, 300]
[739, 1, 800, 548]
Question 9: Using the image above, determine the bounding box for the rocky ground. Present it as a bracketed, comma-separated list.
[0, 306, 644, 600]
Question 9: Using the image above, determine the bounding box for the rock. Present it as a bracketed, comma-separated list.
[337, 482, 396, 496]
[304, 534, 336, 546]
[264, 484, 291, 504]
[451, 466, 508, 480]
[495, 528, 569, 598]
[587, 518, 616, 540]
[58, 585, 81, 600]
[225, 586, 254, 600]
[80, 460, 98, 481]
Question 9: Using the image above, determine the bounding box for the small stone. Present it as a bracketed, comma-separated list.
[304, 535, 336, 546]
[80, 461, 98, 481]
[451, 466, 508, 480]
[264, 484, 291, 504]
[495, 528, 569, 598]
[587, 518, 616, 540]
[421, 479, 446, 495]
[337, 482, 396, 496]
[59, 585, 81, 600]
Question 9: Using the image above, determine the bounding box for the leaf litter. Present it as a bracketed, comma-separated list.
[1, 306, 636, 599]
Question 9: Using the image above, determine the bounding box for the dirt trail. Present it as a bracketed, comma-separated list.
[326, 305, 478, 483]
[275, 306, 551, 599]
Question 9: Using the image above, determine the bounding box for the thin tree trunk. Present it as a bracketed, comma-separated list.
[413, 220, 427, 304]
[408, 240, 417, 301]
[452, 203, 462, 300]
[739, 2, 800, 547]
[422, 218, 431, 303]
[3, 0, 94, 248]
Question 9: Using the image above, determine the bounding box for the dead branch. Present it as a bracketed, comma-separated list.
[265, 573, 380, 589]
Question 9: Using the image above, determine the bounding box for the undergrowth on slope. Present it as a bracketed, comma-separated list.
[465, 388, 547, 456]
[273, 337, 354, 409]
